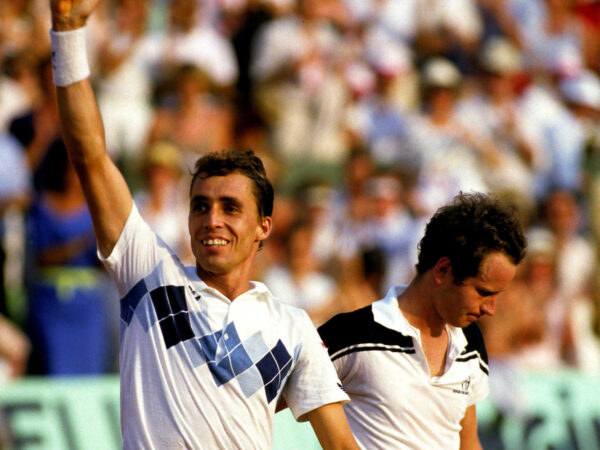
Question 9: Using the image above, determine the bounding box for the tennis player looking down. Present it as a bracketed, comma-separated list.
[319, 192, 527, 449]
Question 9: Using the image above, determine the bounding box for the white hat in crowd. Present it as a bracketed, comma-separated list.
[422, 57, 462, 89]
[559, 70, 600, 110]
[480, 36, 522, 75]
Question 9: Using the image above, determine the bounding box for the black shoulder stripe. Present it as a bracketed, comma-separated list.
[318, 305, 414, 358]
[331, 344, 415, 362]
[457, 322, 489, 375]
[461, 322, 488, 365]
[455, 351, 489, 375]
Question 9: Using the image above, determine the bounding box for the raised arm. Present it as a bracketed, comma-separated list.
[50, 0, 133, 257]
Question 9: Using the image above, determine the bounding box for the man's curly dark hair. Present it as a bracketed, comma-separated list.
[415, 192, 527, 283]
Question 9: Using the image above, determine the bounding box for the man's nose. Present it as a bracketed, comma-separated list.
[480, 297, 496, 317]
[205, 207, 223, 228]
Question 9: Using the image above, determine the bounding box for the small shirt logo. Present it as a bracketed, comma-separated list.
[453, 377, 471, 395]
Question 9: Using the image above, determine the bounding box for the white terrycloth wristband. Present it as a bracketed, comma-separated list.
[50, 27, 90, 87]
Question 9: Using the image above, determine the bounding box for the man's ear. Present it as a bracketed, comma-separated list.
[432, 257, 452, 285]
[256, 216, 272, 242]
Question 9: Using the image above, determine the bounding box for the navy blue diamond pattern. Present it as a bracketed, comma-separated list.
[149, 285, 194, 348]
[256, 340, 292, 403]
[120, 278, 148, 325]
[122, 282, 293, 402]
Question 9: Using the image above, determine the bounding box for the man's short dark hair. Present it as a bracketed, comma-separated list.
[415, 192, 527, 283]
[190, 149, 274, 218]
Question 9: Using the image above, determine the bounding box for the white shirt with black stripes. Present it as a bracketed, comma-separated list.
[319, 285, 489, 450]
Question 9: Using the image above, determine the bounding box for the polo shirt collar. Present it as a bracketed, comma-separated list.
[372, 285, 414, 336]
[372, 284, 468, 354]
[185, 266, 272, 303]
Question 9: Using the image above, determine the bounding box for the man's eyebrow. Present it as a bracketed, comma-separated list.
[221, 196, 242, 205]
[190, 195, 208, 204]
[190, 195, 243, 205]
[476, 287, 501, 296]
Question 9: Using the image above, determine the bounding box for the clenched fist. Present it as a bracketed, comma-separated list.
[50, 0, 101, 31]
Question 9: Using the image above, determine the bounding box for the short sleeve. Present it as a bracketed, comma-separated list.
[98, 204, 173, 297]
[282, 311, 349, 421]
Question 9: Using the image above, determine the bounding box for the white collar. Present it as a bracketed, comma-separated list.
[372, 285, 468, 356]
[185, 266, 272, 303]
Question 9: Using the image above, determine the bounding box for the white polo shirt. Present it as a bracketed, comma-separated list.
[100, 206, 348, 449]
[318, 285, 489, 450]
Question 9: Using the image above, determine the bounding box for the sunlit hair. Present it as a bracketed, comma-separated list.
[415, 192, 527, 284]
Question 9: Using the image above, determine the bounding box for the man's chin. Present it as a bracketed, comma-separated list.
[462, 315, 480, 326]
[196, 261, 229, 277]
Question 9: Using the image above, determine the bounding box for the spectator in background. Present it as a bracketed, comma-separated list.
[254, 191, 297, 279]
[0, 132, 30, 317]
[0, 312, 30, 449]
[343, 0, 419, 46]
[0, 52, 38, 133]
[150, 0, 238, 89]
[232, 108, 283, 188]
[409, 57, 488, 216]
[538, 188, 599, 371]
[497, 190, 597, 373]
[0, 313, 30, 380]
[333, 245, 387, 313]
[25, 145, 114, 375]
[363, 169, 424, 288]
[0, 0, 50, 61]
[262, 219, 338, 326]
[345, 37, 418, 169]
[148, 63, 234, 163]
[477, 280, 539, 419]
[134, 140, 193, 264]
[559, 70, 600, 205]
[540, 189, 594, 300]
[9, 55, 63, 192]
[484, 228, 567, 371]
[414, 0, 484, 73]
[572, 0, 600, 74]
[314, 148, 375, 269]
[515, 22, 591, 201]
[250, 0, 352, 163]
[226, 0, 275, 111]
[95, 0, 155, 168]
[456, 36, 543, 201]
[513, 0, 590, 76]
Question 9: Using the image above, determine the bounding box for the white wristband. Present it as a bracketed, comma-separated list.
[50, 27, 90, 87]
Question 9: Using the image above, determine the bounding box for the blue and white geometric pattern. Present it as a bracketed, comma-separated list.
[120, 280, 293, 403]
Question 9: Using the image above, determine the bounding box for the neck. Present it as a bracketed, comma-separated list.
[196, 265, 252, 301]
[397, 277, 446, 337]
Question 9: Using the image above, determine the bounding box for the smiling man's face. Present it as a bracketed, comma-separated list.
[188, 173, 271, 280]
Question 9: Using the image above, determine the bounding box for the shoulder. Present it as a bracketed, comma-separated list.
[318, 305, 373, 338]
[255, 282, 313, 322]
[318, 305, 414, 360]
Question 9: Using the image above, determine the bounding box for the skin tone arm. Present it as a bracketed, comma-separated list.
[459, 404, 483, 450]
[50, 0, 133, 258]
[304, 403, 359, 450]
[0, 314, 30, 378]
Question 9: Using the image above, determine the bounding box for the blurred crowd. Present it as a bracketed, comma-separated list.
[1, 0, 600, 392]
